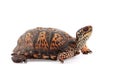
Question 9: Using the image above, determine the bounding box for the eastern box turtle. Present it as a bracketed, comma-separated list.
[11, 25, 92, 63]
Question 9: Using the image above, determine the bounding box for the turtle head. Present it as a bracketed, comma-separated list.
[76, 25, 92, 51]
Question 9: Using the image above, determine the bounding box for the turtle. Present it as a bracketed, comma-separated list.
[11, 25, 92, 63]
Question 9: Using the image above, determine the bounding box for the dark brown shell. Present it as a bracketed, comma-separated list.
[13, 27, 75, 60]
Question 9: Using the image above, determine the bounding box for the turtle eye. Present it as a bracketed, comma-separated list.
[83, 27, 89, 32]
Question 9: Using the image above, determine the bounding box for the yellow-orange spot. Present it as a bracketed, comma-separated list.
[42, 54, 49, 59]
[50, 55, 56, 59]
[33, 54, 39, 58]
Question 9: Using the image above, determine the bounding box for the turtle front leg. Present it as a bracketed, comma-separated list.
[58, 51, 75, 63]
[81, 45, 92, 54]
[11, 53, 27, 63]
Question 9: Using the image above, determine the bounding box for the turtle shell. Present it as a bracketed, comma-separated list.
[13, 27, 75, 60]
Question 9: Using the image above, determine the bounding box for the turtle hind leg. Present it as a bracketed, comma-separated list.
[11, 54, 27, 63]
[81, 45, 92, 54]
[58, 51, 75, 63]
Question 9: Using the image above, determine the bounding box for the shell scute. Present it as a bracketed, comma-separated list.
[50, 33, 65, 51]
[35, 31, 49, 51]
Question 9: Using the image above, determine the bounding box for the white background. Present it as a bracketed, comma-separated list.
[0, 0, 120, 80]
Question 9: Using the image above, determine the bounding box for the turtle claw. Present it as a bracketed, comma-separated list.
[59, 59, 64, 63]
[23, 59, 27, 63]
[82, 49, 92, 54]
